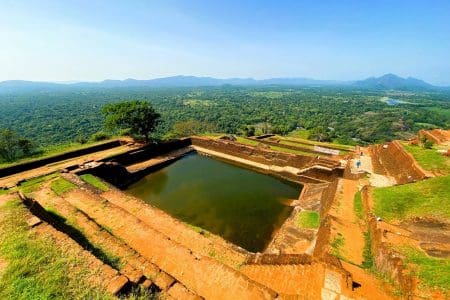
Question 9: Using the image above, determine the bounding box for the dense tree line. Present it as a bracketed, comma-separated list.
[0, 86, 448, 150]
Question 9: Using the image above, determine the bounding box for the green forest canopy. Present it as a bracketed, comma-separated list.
[0, 86, 449, 148]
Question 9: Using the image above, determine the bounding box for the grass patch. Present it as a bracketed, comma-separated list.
[50, 178, 76, 196]
[353, 191, 363, 219]
[237, 136, 337, 156]
[373, 175, 450, 222]
[0, 189, 9, 195]
[400, 246, 450, 293]
[330, 233, 345, 258]
[17, 173, 59, 194]
[362, 231, 374, 269]
[296, 210, 320, 229]
[80, 174, 109, 192]
[235, 136, 260, 146]
[284, 133, 354, 151]
[401, 143, 450, 175]
[0, 199, 112, 300]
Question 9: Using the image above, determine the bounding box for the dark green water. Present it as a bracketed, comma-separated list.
[126, 153, 300, 252]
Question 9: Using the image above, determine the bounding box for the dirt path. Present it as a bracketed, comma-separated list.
[329, 178, 365, 265]
[0, 144, 135, 188]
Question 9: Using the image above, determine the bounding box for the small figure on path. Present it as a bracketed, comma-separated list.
[356, 160, 361, 168]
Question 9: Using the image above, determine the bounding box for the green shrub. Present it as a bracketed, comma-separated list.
[90, 131, 111, 142]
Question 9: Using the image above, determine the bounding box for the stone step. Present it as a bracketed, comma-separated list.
[240, 263, 326, 297]
[62, 173, 249, 269]
[61, 187, 277, 299]
[30, 185, 193, 294]
[18, 199, 130, 296]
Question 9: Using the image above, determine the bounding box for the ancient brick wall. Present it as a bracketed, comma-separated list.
[0, 140, 122, 178]
[104, 138, 190, 166]
[248, 137, 332, 156]
[370, 141, 427, 184]
[319, 178, 340, 217]
[362, 187, 416, 297]
[190, 137, 341, 172]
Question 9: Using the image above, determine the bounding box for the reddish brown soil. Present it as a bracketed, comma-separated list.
[329, 179, 365, 265]
[98, 186, 249, 268]
[341, 261, 397, 300]
[369, 141, 428, 184]
[241, 263, 325, 298]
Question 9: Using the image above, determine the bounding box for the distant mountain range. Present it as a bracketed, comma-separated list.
[0, 74, 446, 92]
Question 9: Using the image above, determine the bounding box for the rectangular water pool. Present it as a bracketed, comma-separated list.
[126, 152, 301, 252]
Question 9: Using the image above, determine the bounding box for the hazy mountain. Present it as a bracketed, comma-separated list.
[0, 74, 442, 92]
[354, 73, 435, 90]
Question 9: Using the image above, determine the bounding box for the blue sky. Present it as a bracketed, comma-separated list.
[1, 0, 449, 85]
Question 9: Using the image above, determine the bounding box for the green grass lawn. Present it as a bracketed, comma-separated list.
[0, 199, 112, 300]
[50, 178, 77, 196]
[80, 174, 109, 192]
[401, 143, 450, 175]
[373, 175, 450, 222]
[400, 246, 450, 294]
[296, 210, 320, 229]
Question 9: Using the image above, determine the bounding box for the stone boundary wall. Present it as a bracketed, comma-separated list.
[313, 215, 333, 259]
[419, 129, 450, 144]
[313, 178, 340, 259]
[0, 140, 123, 178]
[370, 141, 427, 184]
[246, 253, 313, 265]
[248, 137, 333, 156]
[190, 137, 340, 172]
[102, 138, 190, 166]
[319, 178, 340, 217]
[362, 186, 416, 297]
[242, 253, 354, 299]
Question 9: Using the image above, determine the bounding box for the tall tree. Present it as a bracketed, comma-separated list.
[0, 129, 35, 162]
[101, 100, 161, 143]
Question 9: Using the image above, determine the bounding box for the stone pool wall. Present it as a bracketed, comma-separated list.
[190, 137, 343, 183]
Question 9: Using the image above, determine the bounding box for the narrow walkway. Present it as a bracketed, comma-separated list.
[351, 148, 396, 187]
[329, 178, 365, 265]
